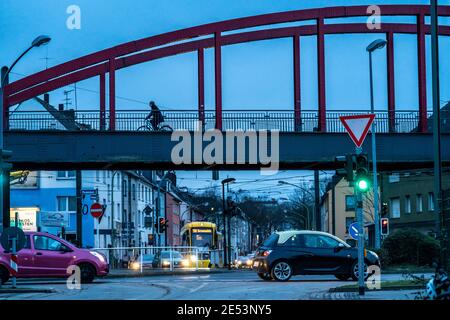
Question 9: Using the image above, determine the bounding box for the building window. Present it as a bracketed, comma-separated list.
[56, 171, 75, 179]
[123, 180, 127, 197]
[390, 197, 400, 218]
[389, 173, 400, 183]
[345, 195, 355, 211]
[416, 194, 423, 213]
[132, 184, 136, 200]
[428, 192, 435, 211]
[95, 170, 100, 182]
[345, 217, 354, 233]
[57, 196, 77, 212]
[405, 196, 411, 214]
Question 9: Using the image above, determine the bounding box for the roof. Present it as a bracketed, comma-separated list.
[274, 230, 347, 244]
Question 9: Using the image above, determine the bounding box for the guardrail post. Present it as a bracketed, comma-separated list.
[108, 58, 116, 131]
[387, 32, 396, 133]
[293, 35, 301, 132]
[198, 49, 205, 128]
[100, 73, 106, 131]
[317, 17, 326, 132]
[214, 32, 223, 131]
[417, 14, 428, 133]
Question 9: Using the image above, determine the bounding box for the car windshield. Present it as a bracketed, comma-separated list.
[262, 233, 279, 247]
[142, 254, 154, 261]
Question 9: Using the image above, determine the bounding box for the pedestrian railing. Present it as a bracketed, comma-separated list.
[93, 246, 224, 273]
[7, 109, 446, 133]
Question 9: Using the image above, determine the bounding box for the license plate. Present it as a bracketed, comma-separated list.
[253, 261, 259, 268]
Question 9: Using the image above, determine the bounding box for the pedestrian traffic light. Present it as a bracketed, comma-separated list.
[355, 153, 370, 192]
[335, 154, 355, 182]
[381, 218, 389, 236]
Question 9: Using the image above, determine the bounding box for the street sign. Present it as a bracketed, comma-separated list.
[339, 114, 375, 148]
[90, 202, 103, 219]
[0, 227, 26, 252]
[348, 222, 360, 240]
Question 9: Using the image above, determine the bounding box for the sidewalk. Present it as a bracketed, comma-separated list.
[310, 289, 422, 300]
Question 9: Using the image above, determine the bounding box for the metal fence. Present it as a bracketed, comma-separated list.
[7, 109, 444, 133]
[93, 246, 224, 273]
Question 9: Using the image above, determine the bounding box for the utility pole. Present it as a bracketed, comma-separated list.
[221, 183, 228, 267]
[431, 0, 445, 269]
[76, 170, 82, 247]
[314, 170, 320, 231]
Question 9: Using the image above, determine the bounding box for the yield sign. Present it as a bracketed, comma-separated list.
[339, 114, 375, 148]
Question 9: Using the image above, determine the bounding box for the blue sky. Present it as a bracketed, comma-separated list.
[1, 0, 449, 193]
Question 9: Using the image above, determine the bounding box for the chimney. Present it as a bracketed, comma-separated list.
[44, 93, 49, 103]
[58, 103, 64, 111]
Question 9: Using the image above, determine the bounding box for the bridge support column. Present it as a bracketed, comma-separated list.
[387, 32, 396, 133]
[293, 35, 301, 132]
[198, 49, 205, 128]
[109, 58, 116, 131]
[214, 32, 223, 130]
[100, 73, 106, 131]
[317, 17, 326, 132]
[417, 14, 428, 133]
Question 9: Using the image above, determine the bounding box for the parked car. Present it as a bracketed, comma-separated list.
[129, 254, 155, 270]
[0, 231, 109, 284]
[152, 250, 184, 268]
[252, 230, 380, 282]
[235, 254, 254, 269]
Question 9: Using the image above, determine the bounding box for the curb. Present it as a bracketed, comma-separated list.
[329, 285, 424, 293]
[0, 287, 56, 294]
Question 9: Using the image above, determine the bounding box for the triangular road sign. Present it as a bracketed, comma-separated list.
[339, 114, 375, 148]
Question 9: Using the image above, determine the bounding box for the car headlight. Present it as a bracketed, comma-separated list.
[190, 255, 198, 262]
[237, 260, 242, 265]
[246, 259, 253, 266]
[162, 260, 170, 266]
[182, 259, 189, 267]
[90, 251, 106, 263]
[131, 262, 140, 270]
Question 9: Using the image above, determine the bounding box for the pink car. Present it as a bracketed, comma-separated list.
[0, 231, 108, 284]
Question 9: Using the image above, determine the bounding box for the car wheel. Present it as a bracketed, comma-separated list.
[0, 266, 10, 285]
[351, 261, 369, 281]
[79, 263, 96, 284]
[335, 274, 350, 281]
[257, 272, 272, 281]
[271, 261, 292, 282]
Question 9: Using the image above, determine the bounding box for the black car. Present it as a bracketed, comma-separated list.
[252, 230, 380, 282]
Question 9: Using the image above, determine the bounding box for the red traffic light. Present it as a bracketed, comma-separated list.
[381, 218, 389, 236]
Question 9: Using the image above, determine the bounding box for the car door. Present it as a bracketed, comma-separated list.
[32, 235, 75, 276]
[279, 234, 315, 274]
[16, 235, 35, 275]
[301, 234, 346, 273]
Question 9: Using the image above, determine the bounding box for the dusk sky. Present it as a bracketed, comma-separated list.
[1, 0, 449, 194]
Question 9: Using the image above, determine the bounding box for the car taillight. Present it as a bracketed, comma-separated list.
[262, 250, 272, 257]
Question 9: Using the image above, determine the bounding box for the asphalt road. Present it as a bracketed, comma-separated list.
[0, 270, 426, 300]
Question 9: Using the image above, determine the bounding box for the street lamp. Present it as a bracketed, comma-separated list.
[0, 35, 51, 232]
[366, 38, 386, 250]
[221, 177, 235, 269]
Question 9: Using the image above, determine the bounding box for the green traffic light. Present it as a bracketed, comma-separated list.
[357, 179, 369, 192]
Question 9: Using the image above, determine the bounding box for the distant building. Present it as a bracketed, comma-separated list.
[320, 176, 375, 245]
[380, 170, 450, 236]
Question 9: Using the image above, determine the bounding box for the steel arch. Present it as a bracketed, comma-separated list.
[3, 4, 450, 132]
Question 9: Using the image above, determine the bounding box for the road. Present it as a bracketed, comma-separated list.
[0, 270, 426, 300]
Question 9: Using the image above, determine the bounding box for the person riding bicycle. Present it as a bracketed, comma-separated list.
[145, 101, 164, 130]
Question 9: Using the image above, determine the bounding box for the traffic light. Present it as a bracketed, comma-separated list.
[158, 217, 168, 233]
[335, 154, 355, 182]
[381, 218, 389, 236]
[381, 203, 388, 217]
[355, 153, 370, 192]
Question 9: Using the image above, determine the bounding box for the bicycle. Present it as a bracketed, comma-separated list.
[137, 119, 173, 132]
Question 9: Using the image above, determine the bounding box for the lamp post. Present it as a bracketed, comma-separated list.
[0, 35, 51, 232]
[221, 177, 235, 269]
[366, 39, 387, 249]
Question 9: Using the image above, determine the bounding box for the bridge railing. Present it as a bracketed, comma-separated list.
[7, 109, 443, 133]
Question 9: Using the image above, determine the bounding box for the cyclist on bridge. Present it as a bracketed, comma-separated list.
[145, 101, 164, 131]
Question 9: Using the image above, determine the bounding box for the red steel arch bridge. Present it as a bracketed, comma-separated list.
[3, 4, 450, 170]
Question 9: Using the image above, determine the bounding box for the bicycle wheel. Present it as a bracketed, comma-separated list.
[159, 125, 173, 132]
[137, 125, 151, 131]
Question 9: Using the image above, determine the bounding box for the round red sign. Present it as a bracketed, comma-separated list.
[90, 202, 103, 218]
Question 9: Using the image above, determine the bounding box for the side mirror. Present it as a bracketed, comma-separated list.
[334, 243, 345, 252]
[60, 246, 72, 253]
